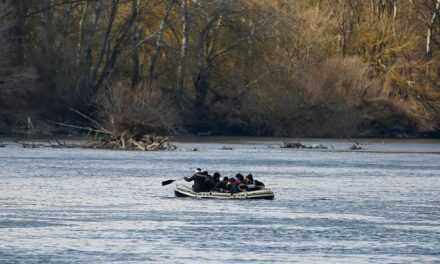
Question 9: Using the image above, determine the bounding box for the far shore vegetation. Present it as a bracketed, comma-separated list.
[1, 0, 440, 140]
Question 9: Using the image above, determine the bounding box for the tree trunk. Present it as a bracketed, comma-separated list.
[131, 24, 141, 88]
[176, 0, 189, 106]
[93, 0, 139, 99]
[1, 0, 27, 67]
[0, 0, 13, 68]
[38, 0, 57, 86]
[12, 0, 26, 66]
[147, 0, 175, 94]
[392, 0, 397, 35]
[130, 0, 141, 88]
[193, 21, 214, 131]
[426, 0, 440, 58]
[193, 67, 210, 130]
[77, 1, 89, 66]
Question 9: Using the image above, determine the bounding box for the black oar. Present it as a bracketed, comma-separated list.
[162, 179, 176, 186]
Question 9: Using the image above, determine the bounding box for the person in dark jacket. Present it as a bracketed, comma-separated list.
[203, 171, 217, 191]
[214, 176, 229, 192]
[244, 174, 258, 191]
[235, 173, 244, 184]
[254, 179, 265, 189]
[184, 170, 211, 192]
[243, 174, 265, 190]
[210, 172, 221, 190]
[213, 172, 221, 182]
[245, 174, 254, 184]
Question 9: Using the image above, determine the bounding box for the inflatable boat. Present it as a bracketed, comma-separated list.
[174, 184, 275, 200]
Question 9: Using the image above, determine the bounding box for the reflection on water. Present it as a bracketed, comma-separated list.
[1, 139, 440, 263]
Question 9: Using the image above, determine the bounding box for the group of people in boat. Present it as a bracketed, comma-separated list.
[184, 168, 265, 193]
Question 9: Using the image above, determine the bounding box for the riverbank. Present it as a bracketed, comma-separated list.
[2, 136, 440, 155]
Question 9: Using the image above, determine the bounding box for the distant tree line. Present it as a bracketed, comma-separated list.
[0, 0, 439, 137]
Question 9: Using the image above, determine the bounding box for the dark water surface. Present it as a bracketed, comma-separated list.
[1, 139, 440, 263]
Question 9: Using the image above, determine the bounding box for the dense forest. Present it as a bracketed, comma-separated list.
[1, 0, 439, 138]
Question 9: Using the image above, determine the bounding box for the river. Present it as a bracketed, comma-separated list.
[1, 138, 440, 263]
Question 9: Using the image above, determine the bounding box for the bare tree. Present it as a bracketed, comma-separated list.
[426, 0, 440, 57]
[0, 0, 27, 67]
[147, 0, 176, 95]
[176, 0, 189, 106]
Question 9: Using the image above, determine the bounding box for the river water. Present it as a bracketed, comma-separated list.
[1, 138, 440, 263]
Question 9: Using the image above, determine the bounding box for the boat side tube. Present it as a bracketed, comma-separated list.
[174, 185, 274, 200]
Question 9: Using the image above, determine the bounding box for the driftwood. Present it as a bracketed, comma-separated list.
[281, 142, 307, 149]
[12, 134, 175, 151]
[87, 133, 176, 151]
[350, 142, 363, 150]
[221, 146, 233, 150]
[49, 109, 176, 151]
[281, 142, 328, 150]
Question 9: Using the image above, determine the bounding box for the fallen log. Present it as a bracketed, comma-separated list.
[281, 142, 307, 149]
[87, 133, 176, 151]
[49, 111, 176, 151]
[281, 141, 328, 150]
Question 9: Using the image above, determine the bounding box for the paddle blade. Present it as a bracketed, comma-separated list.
[162, 179, 175, 186]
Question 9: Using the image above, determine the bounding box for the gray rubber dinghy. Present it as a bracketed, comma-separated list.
[174, 184, 275, 200]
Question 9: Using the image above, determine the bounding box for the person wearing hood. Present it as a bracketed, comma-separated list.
[211, 172, 221, 191]
[184, 169, 211, 192]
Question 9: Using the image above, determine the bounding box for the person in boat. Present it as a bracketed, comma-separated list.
[184, 170, 211, 192]
[213, 176, 228, 192]
[234, 173, 248, 192]
[227, 177, 240, 193]
[212, 172, 220, 183]
[254, 178, 265, 189]
[235, 173, 244, 184]
[242, 174, 265, 190]
[211, 172, 221, 190]
[245, 174, 254, 184]
[244, 174, 258, 191]
[203, 170, 217, 191]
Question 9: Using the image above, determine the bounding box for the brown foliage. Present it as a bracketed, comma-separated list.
[1, 0, 440, 137]
[97, 81, 179, 136]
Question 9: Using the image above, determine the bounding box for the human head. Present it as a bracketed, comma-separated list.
[213, 172, 221, 180]
[235, 173, 244, 182]
[222, 177, 229, 182]
[246, 174, 253, 182]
